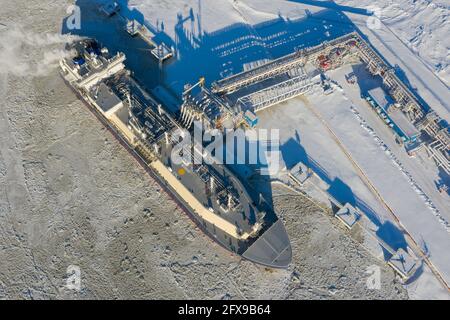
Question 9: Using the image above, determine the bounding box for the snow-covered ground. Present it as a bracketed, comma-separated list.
[256, 79, 450, 298]
[257, 93, 450, 299]
[331, 63, 450, 226]
[335, 0, 450, 86]
[312, 71, 450, 277]
[126, 0, 449, 121]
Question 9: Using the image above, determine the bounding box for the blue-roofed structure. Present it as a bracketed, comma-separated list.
[365, 87, 420, 143]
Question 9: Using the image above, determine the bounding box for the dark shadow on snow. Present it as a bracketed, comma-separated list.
[63, 0, 356, 95]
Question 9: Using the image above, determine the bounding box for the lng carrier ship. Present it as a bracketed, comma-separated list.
[60, 39, 292, 268]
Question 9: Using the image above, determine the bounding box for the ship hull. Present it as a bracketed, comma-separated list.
[61, 73, 292, 269]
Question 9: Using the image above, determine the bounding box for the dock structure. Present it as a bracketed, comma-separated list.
[236, 73, 316, 113]
[388, 248, 419, 280]
[134, 24, 157, 47]
[99, 1, 120, 17]
[289, 162, 311, 186]
[212, 51, 307, 95]
[212, 33, 357, 95]
[209, 30, 448, 173]
[125, 19, 142, 37]
[151, 43, 174, 63]
[290, 166, 419, 280]
[130, 23, 174, 64]
[375, 231, 419, 281]
[335, 203, 360, 229]
[182, 34, 357, 129]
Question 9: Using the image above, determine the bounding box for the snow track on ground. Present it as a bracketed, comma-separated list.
[349, 105, 450, 233]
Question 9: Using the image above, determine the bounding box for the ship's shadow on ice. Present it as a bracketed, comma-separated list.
[63, 0, 356, 95]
